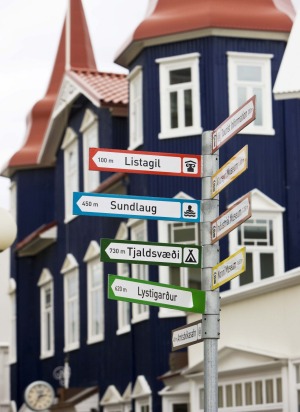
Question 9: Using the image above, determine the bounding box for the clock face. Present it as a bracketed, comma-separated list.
[24, 381, 55, 411]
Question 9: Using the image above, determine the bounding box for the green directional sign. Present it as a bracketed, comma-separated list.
[101, 238, 202, 268]
[108, 275, 206, 314]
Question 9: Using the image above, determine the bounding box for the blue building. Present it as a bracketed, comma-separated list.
[3, 0, 300, 411]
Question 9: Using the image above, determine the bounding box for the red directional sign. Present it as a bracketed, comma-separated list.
[212, 96, 256, 153]
[89, 148, 202, 177]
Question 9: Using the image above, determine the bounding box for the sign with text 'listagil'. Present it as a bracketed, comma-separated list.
[73, 192, 201, 222]
[211, 193, 252, 244]
[89, 148, 202, 177]
[101, 238, 202, 268]
[172, 320, 203, 351]
[212, 247, 246, 290]
[211, 145, 248, 198]
[212, 96, 256, 153]
[108, 275, 206, 314]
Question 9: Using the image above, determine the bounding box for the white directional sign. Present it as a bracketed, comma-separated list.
[211, 145, 248, 198]
[108, 275, 206, 313]
[89, 148, 202, 177]
[172, 320, 203, 351]
[212, 247, 246, 290]
[73, 192, 201, 222]
[212, 96, 256, 153]
[211, 193, 252, 244]
[101, 238, 202, 267]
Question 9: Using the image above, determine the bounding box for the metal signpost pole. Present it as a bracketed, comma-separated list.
[201, 130, 220, 411]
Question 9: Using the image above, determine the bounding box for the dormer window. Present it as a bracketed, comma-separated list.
[229, 189, 285, 289]
[156, 53, 202, 139]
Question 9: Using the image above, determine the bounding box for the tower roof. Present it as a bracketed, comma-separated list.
[3, 0, 97, 176]
[115, 0, 293, 67]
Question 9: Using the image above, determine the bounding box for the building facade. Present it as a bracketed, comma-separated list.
[3, 0, 300, 411]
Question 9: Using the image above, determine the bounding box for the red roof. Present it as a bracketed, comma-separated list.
[3, 0, 98, 177]
[69, 70, 128, 105]
[116, 0, 293, 67]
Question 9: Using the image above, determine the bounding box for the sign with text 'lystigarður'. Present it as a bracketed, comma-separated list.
[108, 275, 206, 314]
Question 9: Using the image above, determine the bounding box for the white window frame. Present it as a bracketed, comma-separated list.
[115, 223, 131, 335]
[128, 66, 143, 150]
[9, 181, 17, 222]
[129, 220, 149, 323]
[199, 373, 283, 410]
[132, 376, 152, 412]
[161, 395, 189, 412]
[8, 278, 17, 364]
[38, 269, 54, 359]
[156, 53, 202, 140]
[61, 254, 80, 352]
[84, 241, 104, 344]
[158, 192, 200, 318]
[80, 109, 99, 192]
[62, 128, 79, 223]
[227, 51, 274, 135]
[229, 189, 285, 290]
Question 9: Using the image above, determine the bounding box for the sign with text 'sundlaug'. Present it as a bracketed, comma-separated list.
[73, 192, 201, 222]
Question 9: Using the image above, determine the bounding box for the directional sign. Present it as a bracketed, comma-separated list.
[212, 96, 256, 153]
[211, 145, 248, 198]
[89, 148, 202, 177]
[211, 193, 251, 244]
[212, 247, 246, 290]
[108, 275, 206, 314]
[73, 192, 201, 222]
[172, 320, 203, 351]
[101, 238, 202, 268]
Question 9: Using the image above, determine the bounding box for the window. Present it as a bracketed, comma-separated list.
[80, 109, 99, 192]
[132, 376, 151, 412]
[199, 376, 283, 410]
[227, 52, 274, 135]
[115, 223, 131, 334]
[130, 221, 149, 323]
[8, 278, 17, 363]
[156, 53, 202, 139]
[38, 269, 54, 358]
[129, 66, 143, 149]
[158, 196, 200, 317]
[61, 254, 80, 351]
[62, 128, 79, 222]
[10, 181, 17, 222]
[295, 364, 300, 412]
[229, 189, 285, 289]
[84, 241, 104, 344]
[162, 395, 189, 412]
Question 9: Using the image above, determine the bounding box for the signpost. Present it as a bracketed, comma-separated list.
[211, 193, 251, 244]
[89, 148, 202, 177]
[212, 96, 256, 153]
[172, 320, 203, 351]
[212, 247, 246, 290]
[73, 192, 201, 222]
[101, 238, 202, 268]
[108, 275, 206, 314]
[211, 145, 248, 198]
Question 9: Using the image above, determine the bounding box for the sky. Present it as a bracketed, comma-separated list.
[0, 0, 299, 212]
[0, 0, 149, 210]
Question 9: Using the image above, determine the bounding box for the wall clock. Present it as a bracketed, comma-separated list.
[24, 381, 55, 411]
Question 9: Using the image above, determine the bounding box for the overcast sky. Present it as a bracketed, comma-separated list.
[0, 0, 149, 210]
[0, 0, 299, 211]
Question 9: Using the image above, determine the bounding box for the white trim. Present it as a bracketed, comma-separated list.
[83, 240, 100, 262]
[81, 109, 99, 192]
[39, 274, 54, 359]
[129, 65, 143, 150]
[227, 52, 275, 136]
[156, 53, 202, 140]
[60, 253, 79, 274]
[63, 129, 79, 222]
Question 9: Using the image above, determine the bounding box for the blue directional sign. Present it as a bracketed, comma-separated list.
[73, 192, 201, 222]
